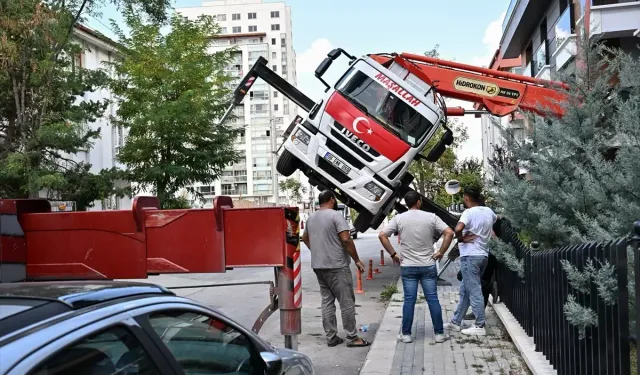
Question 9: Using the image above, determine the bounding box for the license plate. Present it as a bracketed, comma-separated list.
[324, 152, 351, 174]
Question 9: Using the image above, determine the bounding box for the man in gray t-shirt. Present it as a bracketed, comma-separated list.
[379, 191, 454, 344]
[302, 190, 369, 348]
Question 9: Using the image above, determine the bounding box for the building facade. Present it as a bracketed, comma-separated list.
[480, 0, 640, 174]
[63, 25, 132, 211]
[178, 0, 302, 208]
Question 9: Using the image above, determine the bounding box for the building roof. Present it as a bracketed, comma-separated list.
[74, 23, 119, 49]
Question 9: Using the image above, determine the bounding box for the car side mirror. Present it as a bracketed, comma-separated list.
[260, 352, 283, 375]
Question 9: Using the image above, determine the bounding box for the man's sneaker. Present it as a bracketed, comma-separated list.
[434, 333, 450, 343]
[443, 322, 462, 332]
[397, 333, 412, 343]
[461, 325, 487, 336]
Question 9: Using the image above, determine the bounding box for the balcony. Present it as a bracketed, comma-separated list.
[500, 0, 554, 59]
[590, 1, 640, 38]
[532, 42, 551, 79]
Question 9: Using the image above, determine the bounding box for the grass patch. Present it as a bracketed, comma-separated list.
[380, 282, 399, 301]
[484, 355, 497, 362]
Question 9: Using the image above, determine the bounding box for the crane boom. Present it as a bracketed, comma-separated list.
[369, 52, 569, 118]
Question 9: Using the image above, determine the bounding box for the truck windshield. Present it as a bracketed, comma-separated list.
[337, 69, 434, 147]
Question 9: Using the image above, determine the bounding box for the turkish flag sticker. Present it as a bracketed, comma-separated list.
[324, 93, 409, 162]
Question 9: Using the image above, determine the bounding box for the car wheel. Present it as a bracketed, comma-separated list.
[276, 149, 299, 177]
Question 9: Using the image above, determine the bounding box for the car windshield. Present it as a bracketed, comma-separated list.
[337, 69, 434, 147]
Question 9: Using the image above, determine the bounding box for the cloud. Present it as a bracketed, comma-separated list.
[296, 38, 334, 73]
[466, 12, 506, 67]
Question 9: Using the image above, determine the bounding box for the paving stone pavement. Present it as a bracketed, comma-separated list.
[390, 285, 532, 375]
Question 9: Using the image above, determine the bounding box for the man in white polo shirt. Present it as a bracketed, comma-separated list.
[444, 187, 496, 336]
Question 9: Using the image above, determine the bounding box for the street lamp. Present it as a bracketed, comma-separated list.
[445, 179, 461, 207]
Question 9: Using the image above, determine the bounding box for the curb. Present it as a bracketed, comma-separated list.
[490, 300, 557, 375]
[358, 278, 403, 375]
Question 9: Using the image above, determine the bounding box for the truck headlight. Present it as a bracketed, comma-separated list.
[364, 181, 384, 201]
[291, 129, 311, 146]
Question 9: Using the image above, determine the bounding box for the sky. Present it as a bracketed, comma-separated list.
[87, 0, 510, 162]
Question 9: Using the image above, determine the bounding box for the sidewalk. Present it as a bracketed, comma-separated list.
[359, 266, 532, 375]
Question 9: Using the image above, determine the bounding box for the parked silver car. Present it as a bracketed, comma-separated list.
[0, 281, 314, 375]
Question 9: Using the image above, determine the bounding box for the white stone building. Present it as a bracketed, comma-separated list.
[60, 25, 132, 211]
[177, 0, 305, 208]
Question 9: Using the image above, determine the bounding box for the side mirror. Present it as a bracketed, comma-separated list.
[315, 58, 332, 91]
[327, 48, 341, 60]
[260, 352, 283, 375]
[425, 143, 447, 162]
[315, 57, 332, 78]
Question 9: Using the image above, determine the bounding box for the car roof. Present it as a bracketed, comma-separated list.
[0, 281, 175, 339]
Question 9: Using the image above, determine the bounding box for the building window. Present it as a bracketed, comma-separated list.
[248, 25, 257, 32]
[273, 91, 278, 98]
[281, 38, 286, 46]
[248, 12, 257, 19]
[272, 51, 277, 59]
[220, 27, 227, 34]
[232, 26, 241, 33]
[271, 38, 276, 45]
[283, 104, 289, 115]
[274, 104, 279, 111]
[272, 65, 277, 72]
[532, 18, 549, 77]
[271, 24, 280, 31]
[232, 13, 241, 20]
[253, 170, 272, 180]
[555, 6, 572, 48]
[216, 14, 226, 21]
[271, 11, 280, 18]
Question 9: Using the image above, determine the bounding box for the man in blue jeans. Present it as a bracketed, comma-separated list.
[379, 191, 455, 343]
[444, 187, 497, 336]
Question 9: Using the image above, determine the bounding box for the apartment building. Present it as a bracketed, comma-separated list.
[481, 0, 640, 176]
[177, 0, 301, 208]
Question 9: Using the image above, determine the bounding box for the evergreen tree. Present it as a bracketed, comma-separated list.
[489, 31, 640, 336]
[108, 11, 241, 208]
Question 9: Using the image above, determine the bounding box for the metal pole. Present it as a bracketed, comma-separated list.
[284, 335, 298, 350]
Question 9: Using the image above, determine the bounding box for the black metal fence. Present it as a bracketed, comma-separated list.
[494, 219, 637, 375]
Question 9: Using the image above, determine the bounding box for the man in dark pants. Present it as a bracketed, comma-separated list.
[302, 190, 370, 348]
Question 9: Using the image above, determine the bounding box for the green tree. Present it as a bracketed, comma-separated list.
[0, 0, 130, 209]
[108, 11, 241, 208]
[279, 177, 306, 205]
[489, 33, 640, 337]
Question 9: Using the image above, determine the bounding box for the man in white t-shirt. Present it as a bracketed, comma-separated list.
[378, 191, 455, 344]
[444, 187, 496, 337]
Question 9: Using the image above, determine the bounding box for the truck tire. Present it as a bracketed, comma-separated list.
[276, 150, 298, 177]
[352, 231, 358, 239]
[354, 212, 373, 233]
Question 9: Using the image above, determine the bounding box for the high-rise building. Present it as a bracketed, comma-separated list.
[480, 0, 640, 176]
[177, 0, 300, 207]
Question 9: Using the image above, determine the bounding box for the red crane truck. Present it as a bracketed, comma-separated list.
[219, 49, 568, 233]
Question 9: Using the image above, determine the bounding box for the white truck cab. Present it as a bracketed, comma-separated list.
[277, 51, 446, 232]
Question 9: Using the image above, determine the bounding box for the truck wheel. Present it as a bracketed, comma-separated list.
[352, 232, 358, 239]
[354, 212, 373, 233]
[276, 150, 299, 177]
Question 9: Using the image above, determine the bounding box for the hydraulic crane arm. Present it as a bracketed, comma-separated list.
[369, 53, 570, 118]
[219, 56, 315, 124]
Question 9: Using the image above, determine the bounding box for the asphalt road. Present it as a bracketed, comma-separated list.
[137, 230, 401, 375]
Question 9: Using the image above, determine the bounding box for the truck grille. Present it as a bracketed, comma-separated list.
[332, 122, 380, 160]
[325, 139, 365, 170]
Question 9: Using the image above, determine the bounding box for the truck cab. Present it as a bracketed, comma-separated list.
[277, 50, 446, 232]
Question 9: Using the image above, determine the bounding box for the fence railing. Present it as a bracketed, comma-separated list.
[494, 219, 637, 375]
